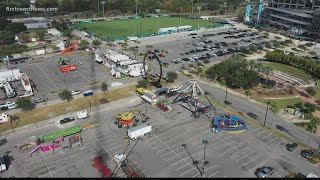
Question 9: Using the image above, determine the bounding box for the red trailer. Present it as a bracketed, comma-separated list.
[60, 64, 77, 72]
[92, 156, 112, 177]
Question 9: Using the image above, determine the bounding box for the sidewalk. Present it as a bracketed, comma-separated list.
[0, 95, 142, 137]
[7, 81, 137, 115]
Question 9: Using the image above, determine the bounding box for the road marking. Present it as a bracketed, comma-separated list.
[192, 172, 200, 178]
[250, 128, 261, 133]
[262, 133, 272, 140]
[208, 171, 220, 177]
[37, 64, 59, 90]
[40, 153, 53, 177]
[176, 163, 190, 171]
[151, 132, 199, 174]
[179, 167, 195, 176]
[88, 128, 114, 160]
[268, 136, 279, 144]
[256, 130, 266, 136]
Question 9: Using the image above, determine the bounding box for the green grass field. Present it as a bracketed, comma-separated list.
[74, 17, 219, 40]
[264, 62, 313, 82]
[257, 97, 303, 109]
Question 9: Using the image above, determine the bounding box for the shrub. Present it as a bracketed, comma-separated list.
[306, 87, 317, 96]
[136, 79, 150, 88]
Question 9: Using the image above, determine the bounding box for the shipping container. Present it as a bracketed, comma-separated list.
[127, 123, 151, 140]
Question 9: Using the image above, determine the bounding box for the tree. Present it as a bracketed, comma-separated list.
[63, 29, 73, 38]
[203, 59, 210, 65]
[309, 51, 316, 56]
[306, 87, 317, 97]
[101, 82, 108, 94]
[79, 40, 89, 50]
[20, 33, 29, 42]
[274, 36, 282, 41]
[0, 31, 15, 45]
[0, 18, 11, 31]
[265, 42, 272, 49]
[16, 98, 34, 112]
[297, 44, 307, 50]
[93, 40, 102, 46]
[166, 71, 178, 83]
[35, 29, 46, 40]
[58, 89, 73, 102]
[244, 89, 251, 98]
[263, 66, 273, 85]
[270, 101, 280, 126]
[305, 43, 314, 47]
[5, 23, 27, 34]
[136, 79, 150, 88]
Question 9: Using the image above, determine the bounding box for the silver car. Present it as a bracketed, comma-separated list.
[257, 167, 273, 178]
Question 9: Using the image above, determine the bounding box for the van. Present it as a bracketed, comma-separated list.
[83, 90, 93, 97]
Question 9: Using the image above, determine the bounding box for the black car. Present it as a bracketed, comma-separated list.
[154, 49, 160, 53]
[165, 91, 178, 98]
[216, 51, 224, 56]
[0, 106, 8, 111]
[286, 143, 298, 152]
[301, 150, 315, 158]
[60, 117, 75, 124]
[182, 58, 190, 61]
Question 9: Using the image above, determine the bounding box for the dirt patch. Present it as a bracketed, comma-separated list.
[99, 98, 109, 104]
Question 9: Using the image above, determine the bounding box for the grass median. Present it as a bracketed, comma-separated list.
[0, 85, 136, 133]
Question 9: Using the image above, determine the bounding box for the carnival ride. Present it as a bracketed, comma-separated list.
[143, 50, 167, 88]
[172, 80, 216, 118]
[212, 114, 248, 134]
[56, 41, 80, 56]
[115, 112, 138, 128]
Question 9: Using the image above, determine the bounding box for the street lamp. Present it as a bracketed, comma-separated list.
[97, 0, 100, 13]
[264, 101, 270, 126]
[101, 1, 105, 18]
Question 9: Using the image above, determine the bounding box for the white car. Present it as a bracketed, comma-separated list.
[0, 155, 6, 172]
[72, 90, 81, 95]
[0, 102, 16, 108]
[7, 104, 17, 110]
[19, 92, 33, 98]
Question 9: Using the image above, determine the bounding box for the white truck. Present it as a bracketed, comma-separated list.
[77, 110, 88, 119]
[0, 155, 6, 172]
[127, 123, 152, 140]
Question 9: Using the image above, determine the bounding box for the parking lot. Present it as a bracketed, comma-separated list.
[1, 94, 320, 178]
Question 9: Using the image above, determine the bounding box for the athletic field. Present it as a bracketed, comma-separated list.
[74, 17, 219, 40]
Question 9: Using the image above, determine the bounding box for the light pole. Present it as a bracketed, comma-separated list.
[43, 93, 46, 105]
[135, 0, 138, 16]
[202, 140, 209, 177]
[155, 9, 161, 35]
[306, 127, 315, 148]
[224, 2, 227, 17]
[264, 101, 270, 126]
[197, 6, 201, 29]
[191, 0, 194, 14]
[97, 0, 100, 13]
[182, 144, 203, 177]
[101, 1, 105, 18]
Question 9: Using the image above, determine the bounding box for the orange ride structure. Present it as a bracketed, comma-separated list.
[56, 41, 80, 56]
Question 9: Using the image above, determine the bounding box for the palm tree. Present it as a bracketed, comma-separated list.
[263, 66, 273, 85]
[270, 101, 280, 126]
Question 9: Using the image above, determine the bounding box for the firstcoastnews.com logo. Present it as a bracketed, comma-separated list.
[6, 6, 58, 12]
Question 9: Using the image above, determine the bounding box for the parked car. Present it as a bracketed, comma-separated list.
[72, 90, 81, 95]
[59, 117, 75, 124]
[286, 143, 298, 152]
[165, 91, 177, 98]
[0, 155, 6, 172]
[257, 167, 273, 178]
[34, 97, 45, 103]
[301, 149, 316, 158]
[0, 102, 15, 108]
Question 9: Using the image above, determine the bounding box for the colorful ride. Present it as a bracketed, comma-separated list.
[60, 64, 77, 72]
[212, 114, 247, 134]
[56, 41, 80, 56]
[56, 57, 70, 66]
[157, 104, 169, 112]
[39, 125, 82, 143]
[92, 156, 112, 177]
[136, 88, 146, 95]
[117, 112, 136, 121]
[40, 145, 59, 152]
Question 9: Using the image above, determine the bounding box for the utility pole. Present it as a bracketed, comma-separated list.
[43, 93, 46, 105]
[224, 2, 227, 17]
[264, 101, 270, 126]
[101, 1, 105, 18]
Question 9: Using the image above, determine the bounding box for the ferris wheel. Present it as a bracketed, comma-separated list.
[142, 50, 163, 87]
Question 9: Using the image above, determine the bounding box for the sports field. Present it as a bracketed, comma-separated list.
[74, 17, 219, 40]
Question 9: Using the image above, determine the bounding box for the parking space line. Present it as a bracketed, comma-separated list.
[36, 64, 59, 90]
[176, 163, 190, 171]
[208, 171, 220, 177]
[250, 127, 261, 133]
[179, 167, 195, 177]
[256, 130, 266, 136]
[268, 136, 279, 143]
[262, 133, 272, 140]
[192, 172, 200, 178]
